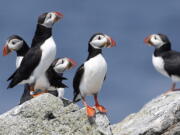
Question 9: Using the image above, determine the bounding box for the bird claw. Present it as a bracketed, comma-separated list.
[86, 106, 96, 117]
[31, 89, 48, 98]
[95, 104, 107, 113]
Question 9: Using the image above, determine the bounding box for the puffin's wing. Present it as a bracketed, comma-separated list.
[46, 68, 68, 88]
[164, 51, 180, 76]
[7, 48, 42, 88]
[73, 64, 84, 102]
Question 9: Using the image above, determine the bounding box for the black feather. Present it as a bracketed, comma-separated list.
[46, 66, 68, 88]
[31, 24, 52, 48]
[73, 64, 84, 102]
[7, 47, 42, 88]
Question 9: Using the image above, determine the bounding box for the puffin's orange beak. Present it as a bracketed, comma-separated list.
[53, 11, 64, 22]
[107, 36, 116, 48]
[2, 44, 11, 56]
[144, 35, 152, 45]
[109, 37, 116, 47]
[68, 58, 77, 69]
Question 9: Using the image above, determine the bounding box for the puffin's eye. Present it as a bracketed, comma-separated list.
[12, 41, 16, 45]
[49, 14, 52, 18]
[98, 36, 101, 40]
[61, 60, 64, 64]
[154, 36, 157, 40]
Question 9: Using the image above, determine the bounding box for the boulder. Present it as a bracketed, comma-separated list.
[0, 93, 112, 135]
[112, 92, 180, 135]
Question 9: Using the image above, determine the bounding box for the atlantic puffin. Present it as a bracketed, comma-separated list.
[73, 33, 116, 117]
[3, 35, 75, 103]
[3, 35, 29, 68]
[45, 57, 76, 98]
[6, 11, 63, 93]
[144, 33, 180, 92]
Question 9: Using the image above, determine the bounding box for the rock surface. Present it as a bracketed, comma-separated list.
[1, 92, 180, 135]
[112, 92, 180, 135]
[0, 94, 112, 135]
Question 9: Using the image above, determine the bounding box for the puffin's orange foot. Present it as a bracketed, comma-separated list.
[95, 104, 107, 113]
[32, 92, 44, 97]
[86, 106, 96, 117]
[29, 86, 35, 91]
[32, 90, 48, 98]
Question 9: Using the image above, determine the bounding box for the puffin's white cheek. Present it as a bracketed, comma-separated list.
[54, 65, 65, 73]
[43, 19, 54, 28]
[155, 41, 163, 47]
[8, 44, 16, 50]
[91, 40, 103, 48]
[150, 39, 159, 46]
[10, 43, 22, 50]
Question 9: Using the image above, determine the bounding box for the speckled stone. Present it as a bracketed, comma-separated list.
[0, 93, 112, 135]
[112, 92, 180, 135]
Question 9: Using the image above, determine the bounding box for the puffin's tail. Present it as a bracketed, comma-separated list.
[7, 80, 17, 89]
[7, 70, 17, 81]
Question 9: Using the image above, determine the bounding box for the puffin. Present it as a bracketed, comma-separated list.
[44, 57, 77, 98]
[3, 35, 31, 103]
[73, 33, 116, 117]
[6, 11, 63, 93]
[2, 35, 76, 103]
[144, 33, 180, 92]
[3, 35, 29, 68]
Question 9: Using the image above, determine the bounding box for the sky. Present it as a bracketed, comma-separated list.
[1, 0, 180, 124]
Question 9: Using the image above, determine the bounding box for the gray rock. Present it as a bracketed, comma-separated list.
[2, 91, 180, 135]
[112, 91, 180, 135]
[0, 93, 112, 135]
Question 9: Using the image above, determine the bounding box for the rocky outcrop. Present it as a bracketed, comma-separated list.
[0, 94, 112, 135]
[1, 91, 180, 135]
[112, 92, 180, 135]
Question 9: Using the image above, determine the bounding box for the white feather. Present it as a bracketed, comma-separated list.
[34, 73, 50, 90]
[152, 55, 169, 77]
[80, 54, 107, 97]
[57, 88, 64, 98]
[16, 56, 23, 68]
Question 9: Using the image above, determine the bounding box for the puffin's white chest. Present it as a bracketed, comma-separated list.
[80, 54, 107, 96]
[34, 73, 50, 90]
[16, 56, 23, 68]
[33, 37, 56, 79]
[152, 55, 169, 77]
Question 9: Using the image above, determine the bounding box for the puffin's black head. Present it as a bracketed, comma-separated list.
[3, 35, 25, 56]
[88, 33, 116, 50]
[51, 57, 77, 73]
[144, 33, 171, 48]
[38, 11, 63, 28]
